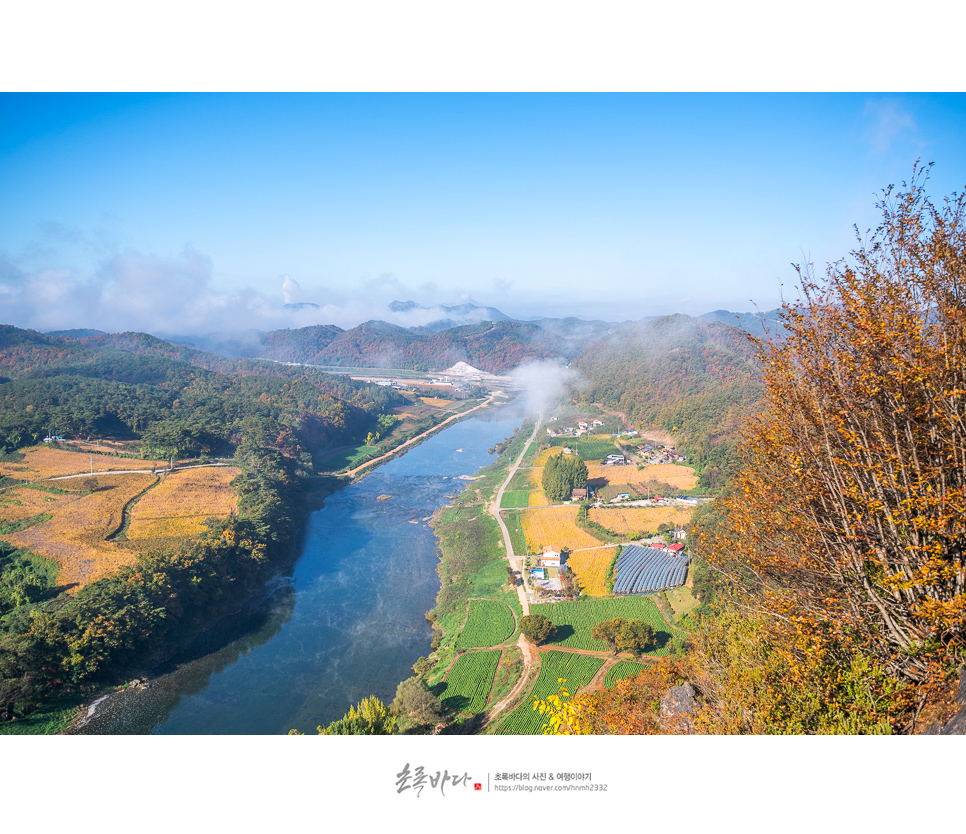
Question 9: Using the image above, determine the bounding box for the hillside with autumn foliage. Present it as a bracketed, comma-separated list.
[572, 314, 764, 489]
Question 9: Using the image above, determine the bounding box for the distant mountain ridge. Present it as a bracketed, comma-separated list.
[33, 304, 781, 376]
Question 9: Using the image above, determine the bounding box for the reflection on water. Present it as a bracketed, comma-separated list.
[78, 408, 522, 734]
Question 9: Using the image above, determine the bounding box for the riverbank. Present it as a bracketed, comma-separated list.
[40, 403, 507, 734]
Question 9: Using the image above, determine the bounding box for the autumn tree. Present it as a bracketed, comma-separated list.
[700, 165, 966, 702]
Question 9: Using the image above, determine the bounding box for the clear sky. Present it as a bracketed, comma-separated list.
[2, 92, 965, 334]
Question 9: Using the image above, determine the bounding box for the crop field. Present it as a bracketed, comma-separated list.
[495, 651, 605, 734]
[500, 470, 533, 510]
[126, 467, 240, 542]
[419, 396, 453, 407]
[586, 462, 697, 490]
[542, 597, 669, 653]
[0, 447, 164, 481]
[2, 472, 158, 588]
[438, 650, 501, 714]
[499, 490, 530, 509]
[519, 506, 603, 552]
[550, 435, 623, 461]
[589, 505, 694, 535]
[502, 510, 528, 556]
[604, 661, 648, 688]
[456, 599, 516, 649]
[0, 485, 75, 523]
[566, 545, 620, 596]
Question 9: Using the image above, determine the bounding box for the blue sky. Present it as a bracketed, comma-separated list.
[2, 92, 965, 334]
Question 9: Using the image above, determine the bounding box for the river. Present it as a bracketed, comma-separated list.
[75, 406, 523, 734]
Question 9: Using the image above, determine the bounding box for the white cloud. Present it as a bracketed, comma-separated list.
[863, 98, 917, 155]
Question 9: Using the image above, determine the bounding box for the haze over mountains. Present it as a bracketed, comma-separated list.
[95, 299, 779, 375]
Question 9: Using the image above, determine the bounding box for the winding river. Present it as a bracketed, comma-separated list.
[75, 406, 522, 734]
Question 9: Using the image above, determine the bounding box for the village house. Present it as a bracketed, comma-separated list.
[539, 546, 562, 567]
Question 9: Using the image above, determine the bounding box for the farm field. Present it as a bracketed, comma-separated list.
[502, 510, 527, 556]
[126, 467, 240, 542]
[0, 484, 76, 523]
[541, 597, 670, 654]
[2, 472, 158, 587]
[437, 650, 501, 714]
[604, 660, 648, 688]
[456, 600, 517, 649]
[499, 490, 530, 510]
[0, 447, 164, 481]
[566, 545, 620, 596]
[549, 435, 623, 461]
[519, 506, 603, 552]
[419, 396, 453, 407]
[589, 505, 694, 535]
[586, 462, 697, 490]
[495, 650, 604, 734]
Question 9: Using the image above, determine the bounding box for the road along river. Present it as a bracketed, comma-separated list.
[74, 406, 524, 734]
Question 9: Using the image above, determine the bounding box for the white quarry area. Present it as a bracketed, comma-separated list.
[443, 361, 485, 376]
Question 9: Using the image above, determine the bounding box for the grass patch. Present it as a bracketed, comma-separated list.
[665, 585, 699, 621]
[0, 695, 82, 735]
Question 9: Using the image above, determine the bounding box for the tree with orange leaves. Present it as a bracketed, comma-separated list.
[700, 164, 966, 708]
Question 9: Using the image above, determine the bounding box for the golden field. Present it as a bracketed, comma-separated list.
[0, 447, 164, 481]
[0, 456, 243, 590]
[588, 505, 694, 535]
[127, 467, 240, 542]
[0, 485, 75, 522]
[519, 506, 604, 552]
[1, 473, 158, 588]
[585, 462, 698, 490]
[527, 466, 549, 507]
[566, 545, 620, 596]
[419, 397, 453, 407]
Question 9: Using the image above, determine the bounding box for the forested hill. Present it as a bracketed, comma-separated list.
[0, 325, 405, 464]
[572, 314, 763, 488]
[196, 320, 572, 373]
[173, 315, 617, 374]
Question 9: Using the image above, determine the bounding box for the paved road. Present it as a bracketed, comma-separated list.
[490, 415, 542, 617]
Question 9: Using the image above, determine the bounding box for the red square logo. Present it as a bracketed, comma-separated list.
[474, 783, 482, 791]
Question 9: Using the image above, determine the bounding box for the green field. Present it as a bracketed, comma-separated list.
[542, 597, 672, 655]
[316, 443, 379, 471]
[456, 600, 516, 649]
[438, 650, 502, 714]
[665, 586, 700, 621]
[499, 490, 531, 509]
[495, 651, 604, 735]
[502, 509, 528, 556]
[549, 436, 623, 461]
[604, 660, 649, 688]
